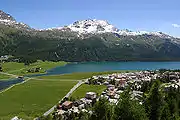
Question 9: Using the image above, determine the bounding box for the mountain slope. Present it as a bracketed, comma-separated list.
[0, 10, 180, 62]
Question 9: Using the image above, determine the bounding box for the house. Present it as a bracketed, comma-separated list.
[108, 86, 115, 91]
[85, 92, 97, 100]
[115, 78, 127, 88]
[78, 104, 85, 110]
[103, 81, 109, 85]
[72, 107, 79, 114]
[73, 100, 83, 107]
[57, 104, 63, 109]
[11, 116, 21, 120]
[57, 110, 65, 115]
[107, 84, 115, 89]
[62, 101, 73, 110]
[109, 99, 118, 104]
[107, 91, 116, 98]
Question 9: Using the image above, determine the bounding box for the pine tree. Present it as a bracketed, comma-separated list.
[144, 80, 164, 120]
[113, 89, 148, 120]
[165, 88, 180, 119]
[90, 97, 113, 120]
[160, 101, 171, 120]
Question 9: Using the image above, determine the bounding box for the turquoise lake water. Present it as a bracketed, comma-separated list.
[46, 62, 180, 75]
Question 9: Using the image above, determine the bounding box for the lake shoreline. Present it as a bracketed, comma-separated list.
[1, 61, 180, 92]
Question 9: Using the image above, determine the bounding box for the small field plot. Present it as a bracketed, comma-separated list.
[36, 71, 127, 80]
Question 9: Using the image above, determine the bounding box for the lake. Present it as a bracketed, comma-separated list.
[45, 61, 180, 75]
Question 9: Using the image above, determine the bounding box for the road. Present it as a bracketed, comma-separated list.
[43, 79, 88, 116]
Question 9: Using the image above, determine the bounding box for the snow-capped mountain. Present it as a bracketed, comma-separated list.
[0, 10, 175, 39]
[67, 19, 119, 34]
[46, 19, 173, 38]
[0, 10, 30, 29]
[45, 19, 119, 34]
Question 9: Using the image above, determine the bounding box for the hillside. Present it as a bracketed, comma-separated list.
[0, 10, 180, 62]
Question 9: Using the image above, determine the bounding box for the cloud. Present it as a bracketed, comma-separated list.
[172, 24, 180, 28]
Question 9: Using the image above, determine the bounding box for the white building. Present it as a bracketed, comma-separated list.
[85, 92, 97, 100]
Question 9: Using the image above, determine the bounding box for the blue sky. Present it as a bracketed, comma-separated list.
[1, 0, 180, 37]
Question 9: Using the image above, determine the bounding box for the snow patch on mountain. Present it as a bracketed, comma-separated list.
[0, 19, 29, 29]
[44, 19, 173, 38]
[0, 10, 30, 29]
[67, 19, 119, 34]
[118, 29, 172, 38]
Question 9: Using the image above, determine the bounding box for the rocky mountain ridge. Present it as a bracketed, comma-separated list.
[0, 10, 30, 29]
[44, 19, 174, 39]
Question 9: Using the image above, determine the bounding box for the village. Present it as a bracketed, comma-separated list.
[52, 70, 180, 119]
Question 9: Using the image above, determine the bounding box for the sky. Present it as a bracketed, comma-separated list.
[1, 0, 180, 37]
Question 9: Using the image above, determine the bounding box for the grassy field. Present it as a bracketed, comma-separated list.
[36, 70, 133, 80]
[0, 73, 14, 80]
[70, 84, 106, 99]
[0, 79, 78, 120]
[0, 61, 67, 80]
[1, 62, 25, 73]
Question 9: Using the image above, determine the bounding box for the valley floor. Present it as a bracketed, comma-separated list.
[0, 78, 78, 119]
[0, 61, 123, 120]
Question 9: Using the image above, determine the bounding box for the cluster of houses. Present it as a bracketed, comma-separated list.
[160, 71, 180, 91]
[86, 70, 180, 103]
[0, 55, 9, 60]
[54, 92, 97, 119]
[26, 67, 41, 73]
[88, 70, 180, 90]
[53, 70, 180, 119]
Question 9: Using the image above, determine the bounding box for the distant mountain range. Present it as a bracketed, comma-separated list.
[0, 10, 180, 62]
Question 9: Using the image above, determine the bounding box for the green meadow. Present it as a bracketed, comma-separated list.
[0, 73, 13, 80]
[0, 79, 78, 120]
[36, 70, 130, 80]
[0, 61, 67, 80]
[2, 61, 67, 75]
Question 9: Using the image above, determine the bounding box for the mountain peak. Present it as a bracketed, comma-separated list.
[72, 19, 110, 26]
[67, 19, 119, 34]
[0, 10, 30, 30]
[0, 10, 16, 21]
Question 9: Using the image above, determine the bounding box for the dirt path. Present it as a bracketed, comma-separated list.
[43, 79, 88, 116]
